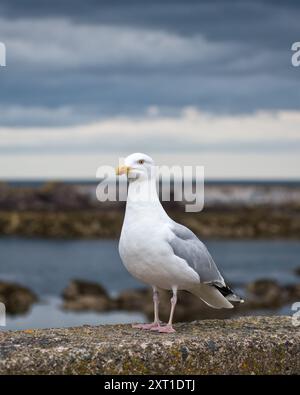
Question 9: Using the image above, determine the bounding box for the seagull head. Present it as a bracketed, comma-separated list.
[116, 153, 155, 181]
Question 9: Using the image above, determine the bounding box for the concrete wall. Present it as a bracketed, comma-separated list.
[0, 316, 299, 374]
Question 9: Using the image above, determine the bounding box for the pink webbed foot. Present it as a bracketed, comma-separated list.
[158, 325, 176, 333]
[149, 323, 165, 331]
[132, 322, 160, 330]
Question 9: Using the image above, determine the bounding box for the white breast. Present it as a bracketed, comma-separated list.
[119, 217, 200, 290]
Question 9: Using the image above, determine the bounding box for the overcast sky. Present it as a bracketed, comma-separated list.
[0, 0, 299, 179]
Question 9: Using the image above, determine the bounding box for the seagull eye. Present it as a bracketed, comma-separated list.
[138, 159, 145, 165]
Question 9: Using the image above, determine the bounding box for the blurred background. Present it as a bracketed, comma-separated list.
[1, 0, 300, 330]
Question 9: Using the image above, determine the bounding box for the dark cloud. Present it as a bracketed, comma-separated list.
[0, 0, 299, 126]
[1, 0, 299, 42]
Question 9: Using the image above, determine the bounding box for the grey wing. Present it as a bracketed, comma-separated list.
[168, 221, 225, 285]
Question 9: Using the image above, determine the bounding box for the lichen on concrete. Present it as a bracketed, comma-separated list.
[0, 316, 299, 375]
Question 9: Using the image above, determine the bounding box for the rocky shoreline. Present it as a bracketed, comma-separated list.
[1, 207, 300, 239]
[61, 278, 300, 322]
[2, 277, 300, 322]
[0, 181, 300, 239]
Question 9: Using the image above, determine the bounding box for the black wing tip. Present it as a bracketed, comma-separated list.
[212, 283, 232, 296]
[212, 283, 244, 303]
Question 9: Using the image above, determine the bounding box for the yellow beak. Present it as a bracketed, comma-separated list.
[116, 165, 131, 176]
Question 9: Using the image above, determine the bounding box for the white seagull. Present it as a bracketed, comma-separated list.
[117, 153, 243, 333]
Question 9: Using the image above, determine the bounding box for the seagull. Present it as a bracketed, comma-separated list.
[116, 153, 244, 333]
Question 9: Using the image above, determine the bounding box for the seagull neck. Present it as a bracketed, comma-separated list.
[126, 177, 167, 216]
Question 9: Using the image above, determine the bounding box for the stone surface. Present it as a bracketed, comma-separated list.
[0, 316, 299, 375]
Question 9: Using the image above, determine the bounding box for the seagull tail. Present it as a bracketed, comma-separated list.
[189, 284, 234, 309]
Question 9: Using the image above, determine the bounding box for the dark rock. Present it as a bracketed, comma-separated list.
[246, 279, 285, 308]
[62, 280, 114, 312]
[62, 279, 108, 300]
[115, 288, 151, 310]
[285, 283, 300, 300]
[294, 267, 300, 276]
[62, 296, 113, 312]
[0, 281, 38, 315]
[38, 183, 92, 211]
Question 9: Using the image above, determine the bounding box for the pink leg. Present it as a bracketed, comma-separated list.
[158, 287, 177, 333]
[132, 287, 162, 330]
